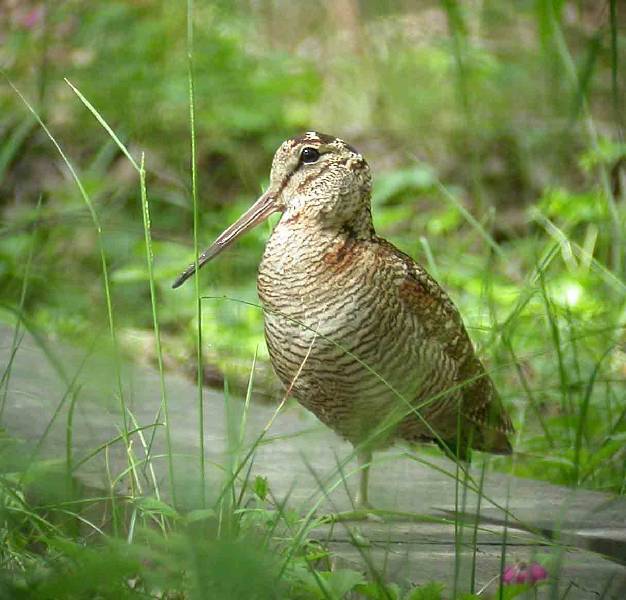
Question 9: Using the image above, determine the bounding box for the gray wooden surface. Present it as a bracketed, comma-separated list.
[1, 324, 625, 598]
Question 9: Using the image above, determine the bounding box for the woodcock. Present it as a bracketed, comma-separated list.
[173, 132, 513, 508]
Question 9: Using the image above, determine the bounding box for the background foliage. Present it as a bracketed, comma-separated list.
[0, 1, 625, 597]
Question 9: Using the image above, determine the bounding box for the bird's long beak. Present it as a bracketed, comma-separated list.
[172, 190, 278, 289]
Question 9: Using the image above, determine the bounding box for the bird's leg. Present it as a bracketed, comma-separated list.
[355, 450, 384, 523]
[319, 448, 382, 529]
[355, 449, 373, 510]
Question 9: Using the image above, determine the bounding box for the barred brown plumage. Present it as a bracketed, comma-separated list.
[174, 131, 514, 509]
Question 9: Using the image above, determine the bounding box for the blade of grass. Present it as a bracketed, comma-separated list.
[64, 80, 139, 171]
[64, 80, 176, 506]
[419, 235, 441, 281]
[71, 423, 163, 473]
[538, 269, 572, 447]
[504, 338, 554, 447]
[470, 459, 486, 593]
[532, 211, 625, 295]
[8, 78, 132, 491]
[573, 345, 615, 485]
[126, 405, 166, 535]
[139, 153, 176, 505]
[440, 0, 487, 214]
[541, 1, 623, 272]
[188, 0, 206, 510]
[609, 0, 623, 136]
[234, 350, 259, 510]
[0, 195, 41, 422]
[0, 116, 36, 186]
[411, 155, 505, 260]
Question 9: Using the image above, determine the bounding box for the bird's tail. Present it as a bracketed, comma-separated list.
[436, 425, 512, 463]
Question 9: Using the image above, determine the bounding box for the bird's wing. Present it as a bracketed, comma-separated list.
[374, 237, 513, 444]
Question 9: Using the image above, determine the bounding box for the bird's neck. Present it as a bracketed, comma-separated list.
[261, 210, 373, 274]
[342, 208, 376, 240]
[275, 205, 375, 242]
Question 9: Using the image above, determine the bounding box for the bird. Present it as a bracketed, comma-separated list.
[173, 131, 513, 509]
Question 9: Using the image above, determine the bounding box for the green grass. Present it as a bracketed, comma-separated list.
[1, 0, 625, 597]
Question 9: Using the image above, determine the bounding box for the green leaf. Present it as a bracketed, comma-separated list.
[403, 581, 445, 600]
[134, 496, 179, 519]
[254, 475, 269, 500]
[579, 138, 626, 171]
[356, 581, 401, 599]
[319, 569, 366, 598]
[184, 508, 217, 523]
[537, 187, 606, 223]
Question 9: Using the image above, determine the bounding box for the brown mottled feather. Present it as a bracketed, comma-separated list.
[374, 238, 513, 453]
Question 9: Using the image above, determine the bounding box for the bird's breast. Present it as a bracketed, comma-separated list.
[257, 224, 371, 333]
[257, 225, 424, 409]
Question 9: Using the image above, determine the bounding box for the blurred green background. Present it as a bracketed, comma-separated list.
[1, 0, 625, 491]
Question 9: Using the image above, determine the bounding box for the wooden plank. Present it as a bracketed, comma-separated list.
[1, 325, 625, 598]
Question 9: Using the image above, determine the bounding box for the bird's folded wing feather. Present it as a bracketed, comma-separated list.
[375, 237, 513, 436]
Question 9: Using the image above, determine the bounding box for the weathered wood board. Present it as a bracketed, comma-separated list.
[1, 324, 625, 598]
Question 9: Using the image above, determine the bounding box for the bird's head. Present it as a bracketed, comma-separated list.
[173, 131, 373, 288]
[268, 131, 372, 225]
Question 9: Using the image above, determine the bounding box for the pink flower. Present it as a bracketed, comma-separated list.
[503, 562, 548, 585]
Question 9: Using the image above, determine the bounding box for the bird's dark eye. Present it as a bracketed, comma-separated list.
[300, 147, 320, 164]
